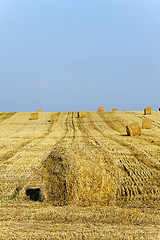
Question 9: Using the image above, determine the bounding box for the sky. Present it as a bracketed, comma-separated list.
[0, 0, 160, 112]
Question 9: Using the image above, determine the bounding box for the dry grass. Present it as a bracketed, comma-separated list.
[126, 122, 142, 136]
[0, 202, 159, 239]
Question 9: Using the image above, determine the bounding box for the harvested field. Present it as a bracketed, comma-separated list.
[0, 111, 160, 239]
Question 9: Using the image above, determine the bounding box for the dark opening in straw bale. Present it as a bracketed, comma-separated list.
[98, 106, 104, 112]
[142, 119, 152, 129]
[126, 122, 142, 136]
[30, 112, 39, 120]
[78, 111, 86, 118]
[26, 188, 43, 202]
[144, 106, 152, 115]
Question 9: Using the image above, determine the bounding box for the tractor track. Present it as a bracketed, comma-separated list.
[87, 112, 160, 203]
[0, 116, 57, 164]
[87, 112, 160, 171]
[0, 112, 16, 123]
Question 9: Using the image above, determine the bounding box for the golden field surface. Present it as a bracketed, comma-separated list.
[0, 111, 160, 239]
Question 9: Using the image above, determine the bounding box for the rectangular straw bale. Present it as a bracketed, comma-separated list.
[31, 112, 39, 120]
[142, 119, 152, 129]
[37, 109, 42, 112]
[98, 106, 104, 112]
[78, 111, 86, 118]
[126, 122, 142, 136]
[51, 113, 58, 123]
[112, 108, 117, 112]
[144, 106, 152, 115]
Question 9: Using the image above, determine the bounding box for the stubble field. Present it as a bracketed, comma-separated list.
[0, 111, 159, 239]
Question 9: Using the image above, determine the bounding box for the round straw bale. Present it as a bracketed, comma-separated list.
[126, 122, 142, 136]
[31, 112, 39, 120]
[51, 113, 58, 123]
[78, 111, 86, 118]
[142, 119, 152, 129]
[42, 145, 119, 206]
[37, 109, 42, 112]
[144, 106, 152, 115]
[98, 106, 104, 112]
[112, 108, 117, 112]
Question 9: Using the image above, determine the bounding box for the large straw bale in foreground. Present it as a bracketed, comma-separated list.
[98, 106, 104, 112]
[42, 144, 119, 206]
[112, 108, 117, 112]
[30, 112, 39, 120]
[78, 111, 86, 118]
[142, 119, 152, 129]
[37, 109, 42, 112]
[126, 122, 142, 136]
[51, 113, 58, 123]
[144, 106, 152, 115]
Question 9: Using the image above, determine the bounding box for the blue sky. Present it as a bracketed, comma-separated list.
[0, 0, 160, 112]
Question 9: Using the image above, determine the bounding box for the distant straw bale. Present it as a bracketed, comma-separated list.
[37, 109, 42, 112]
[78, 111, 86, 118]
[112, 108, 117, 112]
[126, 122, 142, 136]
[51, 113, 58, 123]
[98, 106, 104, 112]
[144, 106, 152, 115]
[30, 112, 39, 120]
[142, 119, 152, 129]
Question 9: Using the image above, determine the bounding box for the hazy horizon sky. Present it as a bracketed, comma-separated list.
[0, 0, 160, 112]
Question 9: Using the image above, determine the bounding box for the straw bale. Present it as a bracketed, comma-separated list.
[30, 112, 39, 120]
[37, 109, 42, 112]
[51, 113, 58, 123]
[144, 106, 152, 115]
[142, 119, 152, 129]
[112, 108, 117, 112]
[78, 111, 86, 118]
[42, 144, 119, 206]
[126, 122, 142, 136]
[98, 106, 104, 112]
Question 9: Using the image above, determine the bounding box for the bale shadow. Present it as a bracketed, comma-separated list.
[26, 188, 43, 202]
